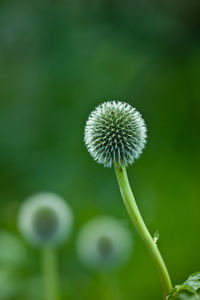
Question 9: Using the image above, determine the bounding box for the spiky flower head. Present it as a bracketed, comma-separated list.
[84, 101, 147, 167]
[76, 216, 133, 271]
[18, 192, 73, 247]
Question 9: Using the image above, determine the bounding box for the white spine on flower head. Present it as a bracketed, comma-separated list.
[84, 101, 147, 167]
[18, 192, 73, 247]
[76, 216, 133, 271]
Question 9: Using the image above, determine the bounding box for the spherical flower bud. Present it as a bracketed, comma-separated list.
[84, 101, 147, 167]
[0, 230, 28, 266]
[76, 216, 133, 271]
[18, 192, 73, 247]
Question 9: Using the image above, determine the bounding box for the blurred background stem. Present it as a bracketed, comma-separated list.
[115, 163, 172, 299]
[42, 247, 60, 300]
[98, 273, 122, 300]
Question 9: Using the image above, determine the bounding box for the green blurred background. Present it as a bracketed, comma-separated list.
[0, 0, 200, 299]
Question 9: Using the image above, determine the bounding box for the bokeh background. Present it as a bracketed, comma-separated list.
[0, 0, 200, 299]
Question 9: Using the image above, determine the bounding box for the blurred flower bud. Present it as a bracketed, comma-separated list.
[76, 216, 133, 271]
[18, 192, 73, 247]
[0, 230, 27, 266]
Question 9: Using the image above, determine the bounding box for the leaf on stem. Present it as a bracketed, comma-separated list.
[153, 230, 159, 244]
[168, 272, 200, 299]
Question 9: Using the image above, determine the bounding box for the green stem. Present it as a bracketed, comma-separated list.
[98, 273, 122, 300]
[114, 163, 172, 299]
[42, 247, 60, 300]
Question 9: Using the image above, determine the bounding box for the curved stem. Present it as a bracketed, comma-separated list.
[42, 247, 60, 300]
[114, 163, 172, 299]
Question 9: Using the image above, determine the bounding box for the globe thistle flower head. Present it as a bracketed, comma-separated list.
[84, 101, 147, 167]
[18, 192, 73, 247]
[76, 216, 133, 271]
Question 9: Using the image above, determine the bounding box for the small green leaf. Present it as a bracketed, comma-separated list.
[168, 272, 200, 300]
[153, 230, 159, 244]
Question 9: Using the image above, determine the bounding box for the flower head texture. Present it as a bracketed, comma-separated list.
[18, 192, 73, 247]
[84, 101, 147, 167]
[76, 216, 133, 271]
